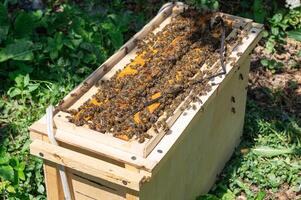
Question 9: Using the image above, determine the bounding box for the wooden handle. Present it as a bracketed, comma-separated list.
[30, 140, 146, 191]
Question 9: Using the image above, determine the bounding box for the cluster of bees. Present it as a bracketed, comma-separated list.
[67, 9, 234, 143]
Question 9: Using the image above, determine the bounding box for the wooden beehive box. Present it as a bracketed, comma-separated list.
[29, 2, 263, 200]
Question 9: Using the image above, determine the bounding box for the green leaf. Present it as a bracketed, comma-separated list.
[262, 30, 269, 38]
[260, 59, 269, 66]
[18, 162, 26, 171]
[37, 184, 45, 194]
[287, 29, 301, 41]
[24, 74, 30, 87]
[0, 40, 34, 62]
[267, 173, 281, 187]
[0, 147, 9, 164]
[15, 74, 24, 88]
[271, 13, 283, 24]
[254, 191, 266, 200]
[101, 22, 115, 31]
[18, 169, 25, 181]
[6, 185, 15, 193]
[197, 194, 219, 200]
[27, 83, 40, 92]
[50, 50, 58, 60]
[253, 0, 266, 23]
[14, 12, 35, 37]
[110, 31, 123, 49]
[271, 27, 279, 35]
[0, 156, 9, 165]
[9, 157, 19, 169]
[0, 4, 8, 25]
[298, 50, 301, 57]
[221, 193, 236, 200]
[0, 4, 9, 43]
[0, 165, 14, 181]
[252, 146, 295, 157]
[212, 1, 219, 10]
[7, 87, 22, 98]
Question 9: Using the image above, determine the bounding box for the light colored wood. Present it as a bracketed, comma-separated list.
[70, 174, 126, 200]
[30, 126, 157, 171]
[43, 160, 64, 200]
[139, 57, 251, 200]
[54, 129, 156, 170]
[125, 165, 140, 200]
[30, 140, 145, 191]
[54, 111, 146, 157]
[42, 134, 65, 200]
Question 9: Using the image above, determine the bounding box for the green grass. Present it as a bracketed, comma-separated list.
[198, 98, 301, 199]
[0, 0, 300, 199]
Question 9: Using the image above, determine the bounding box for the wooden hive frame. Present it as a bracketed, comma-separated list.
[29, 2, 263, 200]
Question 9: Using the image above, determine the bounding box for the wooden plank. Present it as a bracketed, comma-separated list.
[29, 127, 157, 171]
[70, 173, 126, 200]
[42, 134, 65, 200]
[125, 165, 140, 200]
[54, 111, 147, 157]
[55, 129, 156, 170]
[43, 160, 65, 200]
[139, 56, 251, 200]
[30, 140, 146, 191]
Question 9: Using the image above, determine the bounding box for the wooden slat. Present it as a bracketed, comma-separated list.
[29, 125, 157, 171]
[54, 111, 147, 157]
[125, 165, 140, 200]
[70, 174, 126, 200]
[42, 134, 65, 200]
[43, 160, 64, 200]
[30, 140, 147, 191]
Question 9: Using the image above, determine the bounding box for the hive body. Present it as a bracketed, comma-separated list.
[29, 2, 262, 200]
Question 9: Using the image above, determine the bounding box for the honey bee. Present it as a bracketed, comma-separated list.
[138, 136, 145, 143]
[67, 8, 236, 142]
[70, 93, 77, 97]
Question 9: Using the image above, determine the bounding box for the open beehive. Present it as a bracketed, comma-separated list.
[29, 2, 263, 200]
